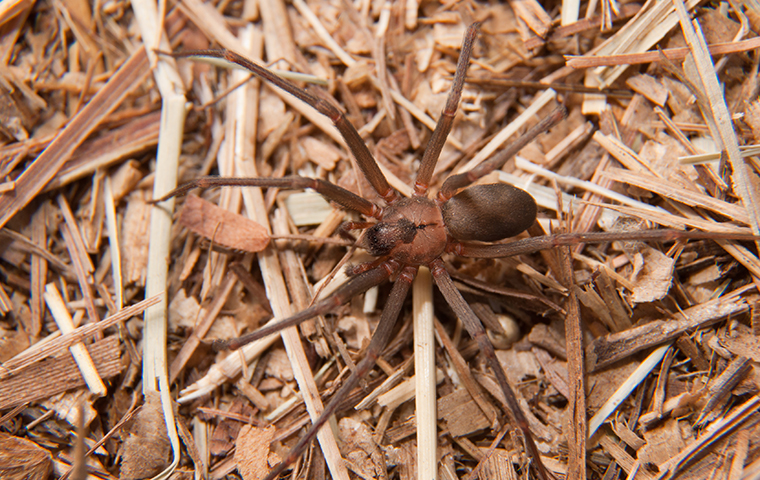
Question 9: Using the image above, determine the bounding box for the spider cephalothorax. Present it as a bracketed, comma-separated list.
[362, 197, 447, 263]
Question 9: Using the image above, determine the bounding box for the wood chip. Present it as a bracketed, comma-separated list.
[478, 449, 519, 480]
[626, 74, 669, 107]
[0, 335, 122, 410]
[178, 194, 270, 253]
[121, 190, 151, 286]
[587, 291, 752, 371]
[0, 432, 52, 480]
[638, 417, 687, 467]
[438, 389, 491, 437]
[235, 424, 276, 480]
[120, 391, 171, 479]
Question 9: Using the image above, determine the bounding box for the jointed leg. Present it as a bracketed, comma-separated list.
[169, 50, 399, 205]
[260, 264, 418, 480]
[414, 23, 480, 197]
[218, 261, 398, 351]
[439, 106, 567, 201]
[449, 229, 760, 258]
[152, 175, 382, 218]
[429, 258, 552, 480]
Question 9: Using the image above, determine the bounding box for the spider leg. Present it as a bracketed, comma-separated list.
[169, 49, 399, 205]
[449, 270, 565, 314]
[151, 175, 382, 218]
[414, 23, 480, 197]
[260, 264, 418, 480]
[439, 106, 567, 201]
[449, 229, 759, 258]
[429, 258, 553, 480]
[218, 260, 396, 350]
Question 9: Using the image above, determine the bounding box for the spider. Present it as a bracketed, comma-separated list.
[156, 22, 756, 480]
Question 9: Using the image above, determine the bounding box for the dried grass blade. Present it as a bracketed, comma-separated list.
[671, 0, 760, 248]
[592, 131, 653, 175]
[132, 0, 187, 477]
[561, 0, 581, 25]
[269, 207, 350, 480]
[513, 158, 668, 216]
[557, 243, 586, 480]
[29, 205, 48, 334]
[580, 0, 701, 88]
[0, 48, 150, 230]
[43, 283, 107, 396]
[103, 178, 124, 309]
[600, 167, 750, 224]
[588, 344, 670, 438]
[589, 202, 752, 233]
[412, 267, 436, 480]
[46, 111, 162, 191]
[566, 36, 760, 68]
[59, 224, 100, 328]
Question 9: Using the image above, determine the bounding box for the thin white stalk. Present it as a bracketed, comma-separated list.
[588, 344, 671, 438]
[414, 267, 437, 480]
[363, 286, 379, 314]
[679, 145, 760, 165]
[131, 0, 186, 477]
[177, 328, 279, 403]
[103, 177, 123, 310]
[512, 156, 668, 216]
[405, 0, 419, 29]
[43, 283, 107, 396]
[562, 0, 581, 25]
[377, 370, 444, 409]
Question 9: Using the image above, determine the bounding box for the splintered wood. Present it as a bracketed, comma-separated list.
[0, 1, 759, 480]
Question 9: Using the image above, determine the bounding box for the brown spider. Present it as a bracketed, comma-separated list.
[156, 23, 756, 480]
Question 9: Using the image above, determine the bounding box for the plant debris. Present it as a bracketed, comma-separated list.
[0, 0, 759, 479]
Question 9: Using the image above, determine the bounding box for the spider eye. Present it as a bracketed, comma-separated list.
[363, 219, 417, 256]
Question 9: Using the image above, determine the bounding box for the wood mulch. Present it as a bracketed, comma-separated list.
[0, 0, 759, 479]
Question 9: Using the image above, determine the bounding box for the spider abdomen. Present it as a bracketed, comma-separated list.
[442, 184, 537, 242]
